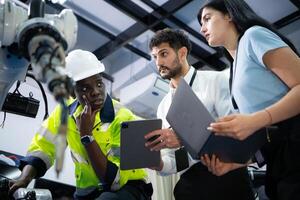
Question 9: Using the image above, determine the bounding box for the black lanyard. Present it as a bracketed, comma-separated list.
[189, 68, 197, 87]
[173, 67, 197, 172]
[229, 63, 239, 109]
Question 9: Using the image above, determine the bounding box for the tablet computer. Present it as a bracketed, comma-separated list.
[120, 119, 162, 170]
[166, 78, 267, 163]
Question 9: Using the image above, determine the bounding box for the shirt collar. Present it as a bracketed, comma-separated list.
[170, 66, 195, 90]
[184, 66, 196, 84]
[68, 94, 115, 123]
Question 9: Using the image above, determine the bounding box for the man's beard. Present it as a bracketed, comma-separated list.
[160, 56, 182, 80]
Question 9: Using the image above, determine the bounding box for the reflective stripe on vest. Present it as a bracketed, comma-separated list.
[70, 150, 88, 165]
[26, 151, 52, 169]
[101, 123, 110, 132]
[37, 126, 56, 143]
[107, 146, 120, 157]
[111, 169, 121, 191]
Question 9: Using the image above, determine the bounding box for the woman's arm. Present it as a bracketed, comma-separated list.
[209, 47, 300, 140]
[262, 47, 300, 124]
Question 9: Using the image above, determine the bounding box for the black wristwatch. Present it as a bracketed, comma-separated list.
[80, 135, 94, 146]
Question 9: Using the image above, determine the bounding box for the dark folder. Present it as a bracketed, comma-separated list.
[166, 78, 267, 163]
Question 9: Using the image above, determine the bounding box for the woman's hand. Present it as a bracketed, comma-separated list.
[208, 112, 269, 140]
[201, 154, 248, 176]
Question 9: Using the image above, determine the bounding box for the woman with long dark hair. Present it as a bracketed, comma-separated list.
[198, 0, 300, 199]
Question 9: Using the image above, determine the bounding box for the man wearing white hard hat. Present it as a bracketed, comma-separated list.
[9, 49, 152, 200]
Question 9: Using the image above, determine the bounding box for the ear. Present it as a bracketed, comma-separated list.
[178, 47, 188, 61]
[224, 13, 232, 22]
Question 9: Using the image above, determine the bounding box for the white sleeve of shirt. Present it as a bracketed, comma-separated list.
[156, 94, 178, 175]
[158, 148, 177, 176]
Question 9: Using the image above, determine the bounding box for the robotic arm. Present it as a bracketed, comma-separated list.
[0, 0, 77, 105]
[0, 0, 78, 176]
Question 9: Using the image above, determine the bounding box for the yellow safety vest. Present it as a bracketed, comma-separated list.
[27, 97, 147, 194]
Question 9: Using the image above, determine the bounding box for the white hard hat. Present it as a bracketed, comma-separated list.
[65, 49, 105, 81]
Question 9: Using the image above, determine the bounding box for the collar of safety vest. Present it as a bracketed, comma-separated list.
[68, 94, 115, 123]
